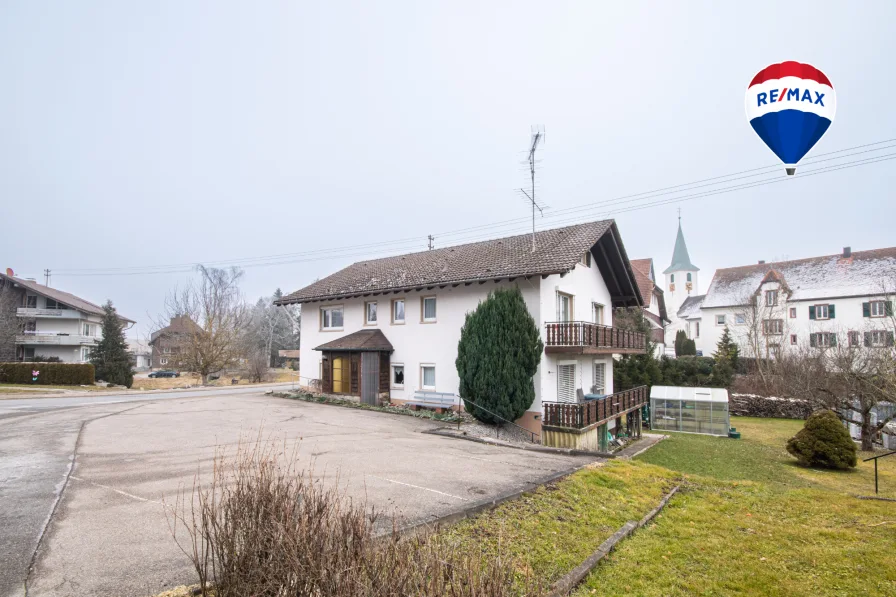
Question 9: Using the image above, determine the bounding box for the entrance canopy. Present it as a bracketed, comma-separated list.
[314, 329, 394, 353]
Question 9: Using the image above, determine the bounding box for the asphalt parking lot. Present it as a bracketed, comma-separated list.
[0, 390, 597, 597]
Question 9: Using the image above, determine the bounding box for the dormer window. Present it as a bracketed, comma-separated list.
[581, 251, 591, 267]
[765, 290, 778, 307]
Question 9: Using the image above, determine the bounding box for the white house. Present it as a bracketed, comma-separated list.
[0, 274, 135, 363]
[661, 221, 703, 353]
[276, 220, 648, 436]
[698, 246, 896, 358]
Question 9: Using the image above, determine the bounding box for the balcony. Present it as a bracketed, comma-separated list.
[16, 332, 98, 346]
[542, 386, 648, 430]
[544, 321, 646, 355]
[17, 307, 82, 319]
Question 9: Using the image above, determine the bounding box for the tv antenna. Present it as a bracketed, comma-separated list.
[521, 125, 545, 252]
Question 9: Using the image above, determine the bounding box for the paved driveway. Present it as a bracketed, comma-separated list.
[0, 391, 597, 597]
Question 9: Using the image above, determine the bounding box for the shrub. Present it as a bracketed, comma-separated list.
[172, 440, 539, 597]
[0, 362, 95, 385]
[786, 410, 857, 469]
[456, 287, 543, 425]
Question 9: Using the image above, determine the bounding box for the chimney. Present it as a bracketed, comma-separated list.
[758, 260, 766, 265]
[842, 246, 851, 258]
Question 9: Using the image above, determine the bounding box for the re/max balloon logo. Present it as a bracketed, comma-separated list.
[756, 88, 826, 107]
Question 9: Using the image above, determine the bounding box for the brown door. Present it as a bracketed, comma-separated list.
[360, 352, 379, 405]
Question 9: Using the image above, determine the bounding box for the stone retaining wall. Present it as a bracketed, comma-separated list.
[729, 393, 814, 420]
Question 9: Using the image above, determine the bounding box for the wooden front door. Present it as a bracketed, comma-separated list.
[332, 356, 345, 393]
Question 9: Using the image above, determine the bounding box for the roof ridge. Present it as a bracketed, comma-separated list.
[716, 246, 896, 272]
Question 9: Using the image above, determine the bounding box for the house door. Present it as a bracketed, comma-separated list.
[332, 357, 345, 393]
[360, 352, 379, 405]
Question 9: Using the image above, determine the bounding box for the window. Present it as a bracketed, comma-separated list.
[735, 313, 746, 325]
[810, 332, 836, 348]
[671, 274, 675, 283]
[763, 319, 784, 335]
[791, 334, 798, 345]
[789, 307, 797, 319]
[422, 296, 437, 322]
[581, 251, 591, 267]
[715, 314, 726, 326]
[26, 295, 37, 308]
[365, 301, 377, 325]
[392, 299, 405, 324]
[391, 364, 404, 388]
[163, 347, 172, 354]
[82, 323, 94, 336]
[557, 363, 577, 403]
[866, 330, 893, 347]
[321, 306, 344, 330]
[557, 292, 573, 322]
[592, 362, 606, 394]
[160, 358, 169, 365]
[420, 365, 436, 390]
[849, 331, 860, 347]
[592, 303, 604, 325]
[687, 273, 692, 282]
[45, 298, 62, 309]
[24, 321, 36, 332]
[870, 301, 888, 317]
[80, 347, 92, 362]
[695, 321, 700, 338]
[814, 304, 829, 320]
[765, 290, 778, 306]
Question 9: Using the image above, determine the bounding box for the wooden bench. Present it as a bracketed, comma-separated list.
[405, 391, 458, 414]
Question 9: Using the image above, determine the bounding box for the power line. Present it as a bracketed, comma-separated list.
[53, 138, 896, 277]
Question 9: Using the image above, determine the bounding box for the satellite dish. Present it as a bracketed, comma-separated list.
[5, 268, 13, 277]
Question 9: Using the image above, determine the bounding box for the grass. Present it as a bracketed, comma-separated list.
[435, 459, 680, 589]
[574, 417, 896, 596]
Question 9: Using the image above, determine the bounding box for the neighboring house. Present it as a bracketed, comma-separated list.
[149, 315, 201, 369]
[275, 220, 647, 435]
[0, 274, 134, 363]
[127, 340, 152, 371]
[698, 247, 896, 358]
[629, 258, 670, 356]
[661, 221, 702, 353]
[676, 294, 706, 353]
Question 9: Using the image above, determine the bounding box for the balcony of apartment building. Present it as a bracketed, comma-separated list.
[15, 331, 100, 346]
[544, 321, 647, 355]
[16, 306, 82, 319]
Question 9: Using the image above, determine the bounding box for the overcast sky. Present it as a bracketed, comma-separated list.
[2, 1, 894, 339]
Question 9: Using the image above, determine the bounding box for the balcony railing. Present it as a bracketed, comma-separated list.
[542, 386, 648, 429]
[544, 321, 646, 354]
[15, 333, 98, 346]
[16, 307, 82, 319]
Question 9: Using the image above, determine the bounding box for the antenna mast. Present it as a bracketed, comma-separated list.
[524, 125, 544, 252]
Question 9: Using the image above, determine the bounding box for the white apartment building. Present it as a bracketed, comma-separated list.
[0, 274, 134, 363]
[698, 247, 896, 357]
[276, 221, 648, 435]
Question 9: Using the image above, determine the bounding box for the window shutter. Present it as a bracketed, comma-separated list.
[809, 306, 816, 320]
[864, 332, 871, 347]
[810, 334, 817, 347]
[887, 332, 895, 347]
[862, 302, 871, 317]
[887, 301, 894, 317]
[830, 334, 837, 347]
[828, 304, 835, 319]
[557, 365, 576, 403]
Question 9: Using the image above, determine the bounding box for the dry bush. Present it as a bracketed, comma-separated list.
[170, 439, 540, 597]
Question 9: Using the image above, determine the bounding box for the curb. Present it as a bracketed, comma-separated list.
[422, 427, 616, 458]
[546, 484, 680, 597]
[617, 434, 668, 460]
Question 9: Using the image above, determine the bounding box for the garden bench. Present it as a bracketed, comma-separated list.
[406, 391, 458, 413]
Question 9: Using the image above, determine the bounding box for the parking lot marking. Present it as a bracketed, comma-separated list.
[70, 476, 162, 505]
[366, 474, 469, 501]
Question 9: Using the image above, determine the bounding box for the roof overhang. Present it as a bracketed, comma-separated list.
[592, 223, 644, 309]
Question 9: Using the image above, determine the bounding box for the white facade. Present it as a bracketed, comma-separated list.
[299, 259, 616, 425]
[16, 294, 105, 363]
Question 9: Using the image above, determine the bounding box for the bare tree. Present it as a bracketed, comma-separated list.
[156, 266, 250, 384]
[730, 284, 793, 391]
[245, 290, 300, 368]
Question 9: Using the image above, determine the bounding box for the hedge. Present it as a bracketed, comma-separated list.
[0, 362, 95, 385]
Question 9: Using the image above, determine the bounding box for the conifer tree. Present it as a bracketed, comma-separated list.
[712, 325, 739, 369]
[674, 329, 688, 357]
[455, 287, 543, 425]
[90, 301, 133, 387]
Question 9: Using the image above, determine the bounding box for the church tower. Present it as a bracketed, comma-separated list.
[662, 219, 700, 319]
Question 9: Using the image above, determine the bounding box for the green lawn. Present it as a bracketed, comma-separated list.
[575, 417, 896, 596]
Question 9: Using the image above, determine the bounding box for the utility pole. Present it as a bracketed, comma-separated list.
[43, 269, 51, 287]
[427, 235, 434, 250]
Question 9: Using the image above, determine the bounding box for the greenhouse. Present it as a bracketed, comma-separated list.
[649, 386, 730, 436]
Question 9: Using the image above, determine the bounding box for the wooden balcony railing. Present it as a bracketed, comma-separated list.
[542, 386, 648, 429]
[544, 321, 646, 354]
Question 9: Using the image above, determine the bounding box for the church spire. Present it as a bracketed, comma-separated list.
[663, 220, 699, 274]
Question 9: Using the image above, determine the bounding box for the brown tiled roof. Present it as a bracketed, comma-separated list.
[150, 316, 203, 343]
[2, 275, 135, 323]
[703, 247, 896, 308]
[629, 259, 655, 308]
[314, 329, 394, 352]
[278, 220, 622, 304]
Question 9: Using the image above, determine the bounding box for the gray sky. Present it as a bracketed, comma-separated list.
[2, 1, 894, 339]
